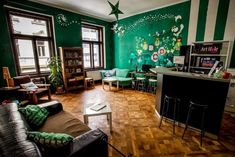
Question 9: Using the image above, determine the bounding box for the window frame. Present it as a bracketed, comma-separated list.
[81, 23, 104, 70]
[7, 9, 55, 76]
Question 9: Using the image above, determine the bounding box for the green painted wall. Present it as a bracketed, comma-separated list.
[113, 1, 191, 69]
[0, 2, 16, 87]
[0, 0, 113, 86]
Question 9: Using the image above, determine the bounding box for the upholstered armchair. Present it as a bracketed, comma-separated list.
[13, 75, 51, 104]
[100, 68, 132, 87]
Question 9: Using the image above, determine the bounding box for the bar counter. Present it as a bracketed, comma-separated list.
[150, 67, 230, 136]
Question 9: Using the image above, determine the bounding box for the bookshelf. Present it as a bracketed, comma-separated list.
[188, 41, 231, 74]
[59, 47, 85, 92]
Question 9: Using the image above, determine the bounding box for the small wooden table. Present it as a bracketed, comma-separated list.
[18, 84, 51, 104]
[83, 102, 112, 132]
[84, 77, 95, 89]
[102, 77, 119, 91]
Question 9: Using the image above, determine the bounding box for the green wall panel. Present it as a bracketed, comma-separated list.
[0, 0, 113, 86]
[0, 5, 16, 87]
[113, 1, 191, 70]
[196, 0, 209, 42]
[214, 0, 230, 40]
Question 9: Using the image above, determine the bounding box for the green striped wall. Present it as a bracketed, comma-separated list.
[214, 0, 230, 40]
[188, 0, 235, 68]
[196, 0, 209, 41]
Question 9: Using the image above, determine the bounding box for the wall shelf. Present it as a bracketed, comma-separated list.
[59, 47, 85, 92]
[191, 54, 227, 57]
[190, 66, 211, 69]
[188, 41, 231, 74]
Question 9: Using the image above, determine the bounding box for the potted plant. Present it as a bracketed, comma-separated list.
[47, 56, 64, 94]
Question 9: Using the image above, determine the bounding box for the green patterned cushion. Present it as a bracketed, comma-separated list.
[18, 105, 49, 128]
[27, 131, 73, 148]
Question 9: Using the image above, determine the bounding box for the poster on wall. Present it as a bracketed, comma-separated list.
[112, 1, 190, 69]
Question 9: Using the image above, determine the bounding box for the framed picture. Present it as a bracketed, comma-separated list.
[148, 44, 154, 51]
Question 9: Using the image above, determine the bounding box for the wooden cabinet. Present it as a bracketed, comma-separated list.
[59, 47, 85, 92]
[188, 41, 231, 74]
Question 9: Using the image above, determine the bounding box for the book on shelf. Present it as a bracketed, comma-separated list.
[68, 78, 76, 82]
[76, 68, 81, 73]
[196, 57, 200, 67]
[200, 57, 217, 68]
[75, 76, 84, 80]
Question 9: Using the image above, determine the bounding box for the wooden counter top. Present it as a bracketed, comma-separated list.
[150, 67, 230, 83]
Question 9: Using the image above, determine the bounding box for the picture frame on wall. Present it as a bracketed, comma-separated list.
[148, 44, 154, 51]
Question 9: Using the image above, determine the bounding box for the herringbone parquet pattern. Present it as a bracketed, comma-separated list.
[52, 85, 235, 157]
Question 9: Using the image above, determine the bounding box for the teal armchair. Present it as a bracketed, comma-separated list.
[100, 68, 132, 87]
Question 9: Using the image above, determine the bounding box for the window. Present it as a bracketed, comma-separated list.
[82, 24, 104, 69]
[7, 9, 55, 75]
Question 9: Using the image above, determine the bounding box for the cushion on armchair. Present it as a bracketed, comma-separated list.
[115, 69, 129, 77]
[104, 69, 116, 77]
[20, 82, 38, 91]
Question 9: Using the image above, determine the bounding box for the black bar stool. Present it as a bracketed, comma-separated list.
[147, 79, 157, 94]
[136, 77, 146, 91]
[159, 95, 180, 134]
[182, 101, 208, 146]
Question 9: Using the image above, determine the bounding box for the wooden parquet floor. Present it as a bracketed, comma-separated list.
[51, 85, 235, 157]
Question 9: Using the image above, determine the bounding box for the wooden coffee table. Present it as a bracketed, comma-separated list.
[83, 102, 112, 132]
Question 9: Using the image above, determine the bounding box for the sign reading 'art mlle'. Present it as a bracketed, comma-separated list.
[195, 43, 222, 54]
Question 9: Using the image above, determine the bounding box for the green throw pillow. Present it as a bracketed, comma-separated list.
[18, 105, 49, 128]
[27, 131, 73, 148]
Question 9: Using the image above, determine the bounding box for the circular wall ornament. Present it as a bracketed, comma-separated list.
[158, 47, 166, 54]
[151, 52, 159, 62]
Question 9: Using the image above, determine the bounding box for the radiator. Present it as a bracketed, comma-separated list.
[86, 70, 102, 81]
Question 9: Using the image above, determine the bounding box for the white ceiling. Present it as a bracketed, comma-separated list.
[30, 0, 188, 22]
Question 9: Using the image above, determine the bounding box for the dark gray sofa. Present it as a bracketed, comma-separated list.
[0, 101, 108, 157]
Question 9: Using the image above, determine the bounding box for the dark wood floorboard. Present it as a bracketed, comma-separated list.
[51, 85, 235, 157]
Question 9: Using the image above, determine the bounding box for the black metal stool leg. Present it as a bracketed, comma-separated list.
[159, 97, 169, 128]
[200, 107, 207, 146]
[182, 106, 193, 139]
[159, 97, 166, 128]
[177, 99, 181, 126]
[164, 99, 170, 122]
[173, 98, 177, 134]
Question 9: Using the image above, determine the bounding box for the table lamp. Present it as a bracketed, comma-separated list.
[2, 67, 11, 87]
